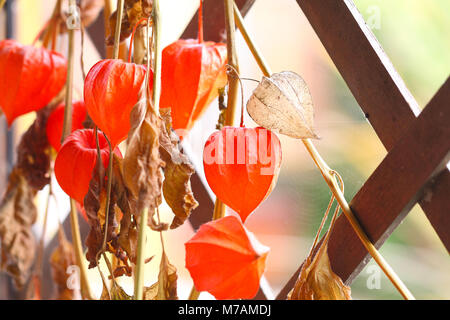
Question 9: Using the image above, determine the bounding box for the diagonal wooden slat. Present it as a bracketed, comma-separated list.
[294, 0, 450, 251]
[277, 78, 450, 299]
[181, 0, 255, 42]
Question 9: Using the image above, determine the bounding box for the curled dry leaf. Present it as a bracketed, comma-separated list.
[50, 226, 78, 300]
[246, 71, 319, 139]
[101, 281, 133, 300]
[288, 241, 351, 300]
[144, 251, 178, 300]
[84, 150, 119, 268]
[17, 106, 56, 191]
[106, 0, 152, 45]
[0, 169, 37, 288]
[159, 109, 198, 229]
[123, 84, 165, 228]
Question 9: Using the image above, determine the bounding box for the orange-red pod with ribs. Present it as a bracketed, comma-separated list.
[185, 215, 270, 300]
[46, 100, 87, 151]
[203, 126, 282, 222]
[54, 128, 122, 204]
[84, 59, 152, 146]
[0, 39, 67, 125]
[160, 1, 227, 136]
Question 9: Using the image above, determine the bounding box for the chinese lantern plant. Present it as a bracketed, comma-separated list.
[185, 215, 269, 299]
[0, 39, 67, 125]
[54, 128, 122, 205]
[160, 0, 227, 136]
[84, 59, 152, 147]
[46, 100, 87, 151]
[203, 126, 282, 222]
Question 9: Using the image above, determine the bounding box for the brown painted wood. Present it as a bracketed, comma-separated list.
[181, 0, 256, 42]
[277, 78, 450, 299]
[296, 0, 420, 152]
[294, 0, 450, 248]
[419, 169, 450, 252]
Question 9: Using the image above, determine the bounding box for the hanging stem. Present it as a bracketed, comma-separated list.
[128, 17, 150, 63]
[233, 3, 414, 300]
[198, 0, 204, 43]
[58, 0, 93, 300]
[113, 0, 125, 59]
[134, 1, 162, 299]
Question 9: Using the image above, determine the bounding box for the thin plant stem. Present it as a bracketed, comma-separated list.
[69, 198, 93, 300]
[134, 1, 162, 300]
[134, 207, 149, 300]
[127, 17, 150, 63]
[113, 0, 125, 59]
[233, 2, 414, 300]
[59, 0, 93, 301]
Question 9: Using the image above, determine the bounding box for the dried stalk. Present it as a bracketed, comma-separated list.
[134, 0, 162, 299]
[233, 3, 414, 300]
[113, 0, 124, 59]
[60, 0, 93, 300]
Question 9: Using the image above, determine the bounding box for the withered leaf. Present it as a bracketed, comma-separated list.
[123, 84, 164, 219]
[16, 106, 55, 190]
[0, 169, 37, 288]
[84, 146, 119, 268]
[288, 241, 351, 300]
[143, 252, 178, 300]
[159, 109, 198, 229]
[101, 281, 133, 300]
[50, 226, 78, 300]
[246, 71, 319, 139]
[106, 0, 152, 46]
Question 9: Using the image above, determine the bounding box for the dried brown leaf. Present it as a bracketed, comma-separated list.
[123, 86, 165, 221]
[106, 0, 152, 46]
[0, 169, 37, 288]
[288, 241, 351, 300]
[84, 149, 119, 268]
[159, 108, 198, 229]
[50, 226, 77, 300]
[247, 71, 319, 139]
[16, 107, 55, 190]
[101, 282, 133, 300]
[143, 252, 178, 300]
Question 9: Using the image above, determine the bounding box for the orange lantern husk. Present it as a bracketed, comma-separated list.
[0, 39, 67, 125]
[160, 0, 227, 137]
[185, 215, 270, 299]
[83, 59, 152, 147]
[54, 128, 122, 204]
[46, 100, 87, 151]
[203, 126, 282, 222]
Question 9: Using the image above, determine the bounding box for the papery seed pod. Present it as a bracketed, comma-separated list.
[246, 71, 319, 139]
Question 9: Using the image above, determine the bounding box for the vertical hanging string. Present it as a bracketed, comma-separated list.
[198, 0, 204, 43]
[127, 17, 150, 63]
